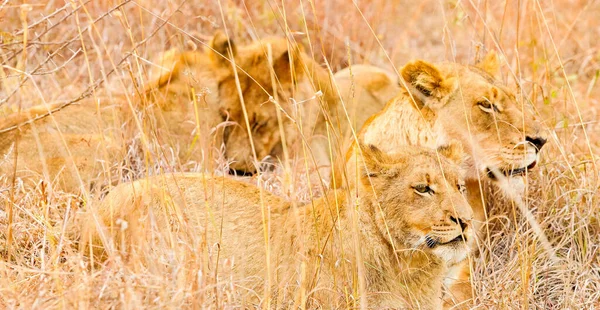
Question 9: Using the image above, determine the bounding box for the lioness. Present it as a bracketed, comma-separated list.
[332, 52, 547, 304]
[335, 52, 547, 186]
[83, 142, 472, 309]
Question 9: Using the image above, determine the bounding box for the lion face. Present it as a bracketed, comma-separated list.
[359, 142, 473, 265]
[400, 54, 547, 181]
[146, 32, 318, 173]
[214, 35, 308, 173]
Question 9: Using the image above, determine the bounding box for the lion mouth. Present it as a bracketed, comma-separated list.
[443, 235, 468, 247]
[425, 235, 466, 248]
[486, 160, 538, 180]
[229, 160, 278, 177]
[229, 169, 256, 177]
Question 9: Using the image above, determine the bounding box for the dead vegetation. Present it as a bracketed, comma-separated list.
[1, 0, 599, 308]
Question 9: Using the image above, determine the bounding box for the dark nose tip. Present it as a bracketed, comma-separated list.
[526, 136, 547, 151]
[450, 216, 468, 232]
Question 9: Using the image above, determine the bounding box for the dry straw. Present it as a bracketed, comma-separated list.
[1, 0, 599, 308]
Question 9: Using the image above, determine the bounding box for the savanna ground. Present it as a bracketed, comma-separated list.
[1, 0, 599, 308]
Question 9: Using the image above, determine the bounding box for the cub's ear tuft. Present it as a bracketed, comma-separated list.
[436, 140, 465, 166]
[359, 143, 396, 179]
[209, 30, 236, 66]
[401, 60, 456, 110]
[475, 50, 500, 77]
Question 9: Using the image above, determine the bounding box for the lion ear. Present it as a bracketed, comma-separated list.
[359, 143, 397, 179]
[436, 140, 464, 166]
[475, 50, 500, 77]
[209, 30, 236, 66]
[145, 48, 181, 93]
[270, 41, 305, 83]
[401, 60, 456, 110]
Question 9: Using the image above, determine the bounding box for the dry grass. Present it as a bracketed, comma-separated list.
[1, 0, 599, 308]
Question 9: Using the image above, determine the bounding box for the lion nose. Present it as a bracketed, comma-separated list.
[450, 215, 468, 232]
[526, 136, 547, 151]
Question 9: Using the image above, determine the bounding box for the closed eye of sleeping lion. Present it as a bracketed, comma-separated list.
[332, 52, 548, 305]
[83, 142, 472, 309]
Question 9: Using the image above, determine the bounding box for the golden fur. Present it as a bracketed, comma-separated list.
[332, 64, 400, 137]
[0, 97, 131, 192]
[332, 52, 548, 306]
[329, 64, 400, 165]
[83, 143, 472, 309]
[0, 35, 234, 193]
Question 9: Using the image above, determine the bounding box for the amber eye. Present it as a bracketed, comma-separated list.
[477, 100, 500, 113]
[415, 84, 432, 97]
[413, 184, 434, 195]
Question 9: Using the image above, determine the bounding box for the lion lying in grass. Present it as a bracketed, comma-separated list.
[1, 31, 386, 193]
[144, 31, 343, 174]
[149, 33, 398, 176]
[82, 142, 471, 308]
[332, 52, 548, 305]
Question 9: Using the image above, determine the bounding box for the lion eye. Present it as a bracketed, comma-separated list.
[457, 183, 466, 194]
[477, 100, 500, 113]
[413, 184, 434, 195]
[415, 84, 432, 97]
[250, 117, 268, 133]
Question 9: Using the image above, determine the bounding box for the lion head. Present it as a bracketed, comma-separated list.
[358, 142, 473, 265]
[211, 32, 313, 173]
[400, 53, 547, 181]
[147, 31, 329, 173]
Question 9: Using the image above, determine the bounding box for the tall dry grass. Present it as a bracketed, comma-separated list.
[1, 0, 599, 308]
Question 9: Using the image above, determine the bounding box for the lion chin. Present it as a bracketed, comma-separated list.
[433, 243, 470, 266]
[420, 229, 473, 266]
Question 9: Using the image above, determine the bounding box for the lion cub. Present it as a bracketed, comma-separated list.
[83, 142, 472, 309]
